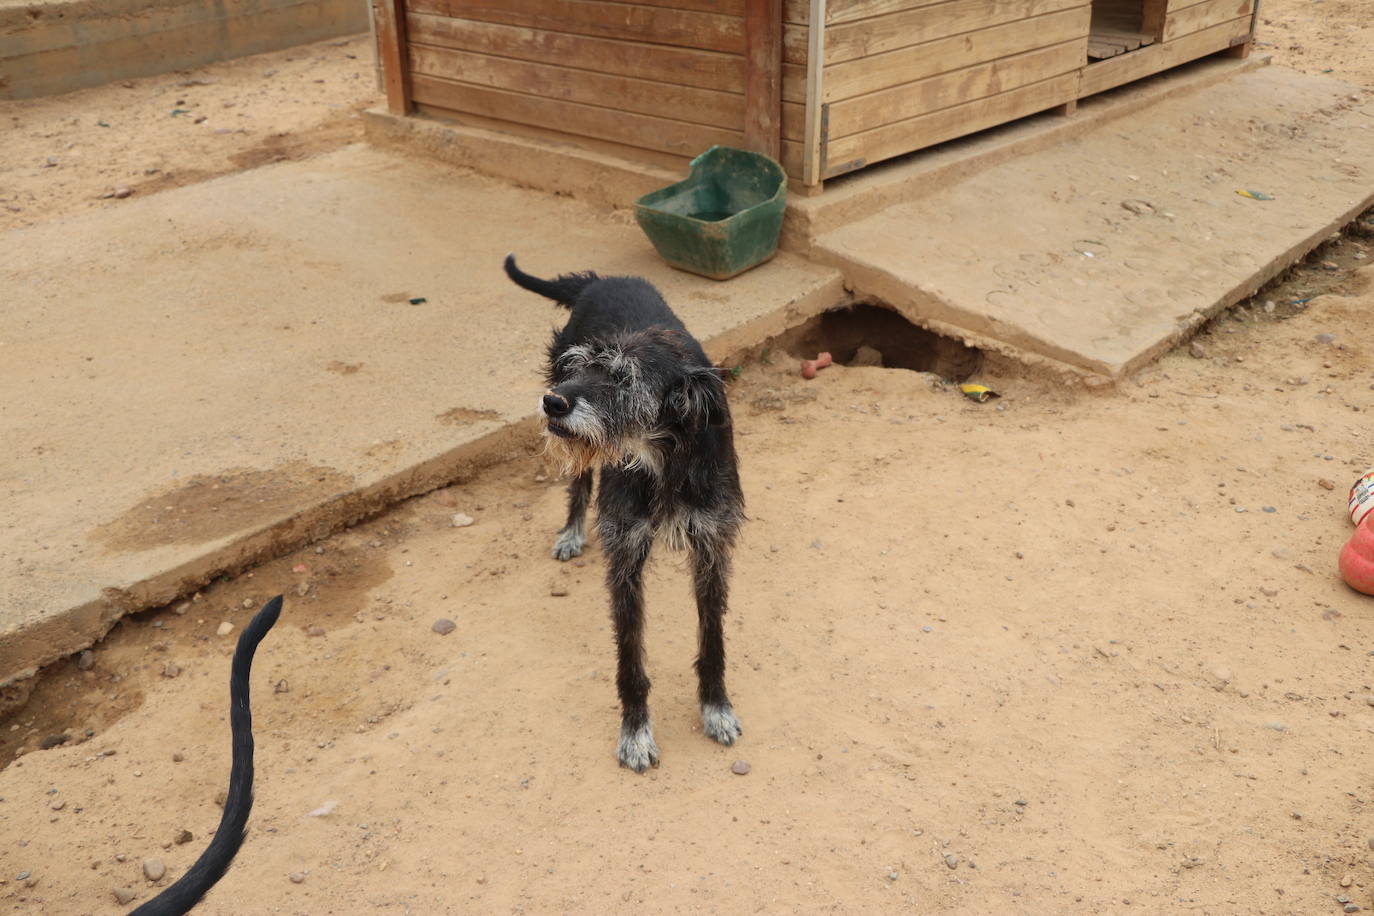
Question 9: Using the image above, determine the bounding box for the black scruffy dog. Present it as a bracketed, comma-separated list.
[132, 595, 282, 914]
[505, 254, 745, 772]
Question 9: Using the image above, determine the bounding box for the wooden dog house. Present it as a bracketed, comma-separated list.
[371, 0, 1257, 191]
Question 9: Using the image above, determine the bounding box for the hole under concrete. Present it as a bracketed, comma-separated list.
[770, 302, 983, 382]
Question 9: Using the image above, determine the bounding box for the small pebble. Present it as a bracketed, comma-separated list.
[1264, 722, 1286, 732]
[161, 661, 180, 678]
[549, 583, 569, 597]
[887, 870, 898, 881]
[50, 799, 65, 811]
[1341, 873, 1354, 887]
[241, 598, 254, 609]
[1262, 506, 1276, 513]
[731, 760, 751, 775]
[944, 853, 959, 869]
[1260, 586, 1278, 597]
[1319, 478, 1336, 490]
[112, 186, 133, 199]
[274, 679, 290, 694]
[77, 650, 95, 670]
[1188, 341, 1206, 359]
[306, 626, 325, 638]
[174, 829, 193, 845]
[39, 733, 69, 750]
[142, 859, 165, 881]
[289, 871, 306, 884]
[113, 888, 136, 904]
[432, 618, 456, 636]
[1344, 905, 1360, 914]
[216, 622, 234, 636]
[451, 513, 475, 528]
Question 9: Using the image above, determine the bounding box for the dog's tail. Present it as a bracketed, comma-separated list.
[130, 595, 283, 916]
[504, 254, 598, 309]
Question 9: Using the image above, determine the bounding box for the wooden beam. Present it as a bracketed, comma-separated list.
[374, 0, 412, 114]
[1141, 0, 1168, 38]
[801, 0, 826, 185]
[743, 0, 783, 160]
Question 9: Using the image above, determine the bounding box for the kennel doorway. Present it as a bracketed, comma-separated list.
[1088, 0, 1167, 60]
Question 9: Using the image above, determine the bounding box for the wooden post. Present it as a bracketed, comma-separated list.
[1226, 0, 1261, 59]
[801, 0, 826, 186]
[1141, 0, 1168, 39]
[373, 0, 412, 115]
[743, 0, 783, 161]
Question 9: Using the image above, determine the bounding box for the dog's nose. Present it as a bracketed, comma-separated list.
[542, 392, 573, 418]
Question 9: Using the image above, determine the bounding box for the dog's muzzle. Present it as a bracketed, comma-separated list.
[541, 392, 576, 438]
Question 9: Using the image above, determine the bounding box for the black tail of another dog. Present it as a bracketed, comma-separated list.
[131, 595, 283, 916]
[504, 254, 599, 309]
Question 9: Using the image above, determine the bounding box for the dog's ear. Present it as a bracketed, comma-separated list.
[674, 364, 729, 429]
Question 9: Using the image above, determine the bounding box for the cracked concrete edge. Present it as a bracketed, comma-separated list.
[0, 416, 541, 690]
[1115, 188, 1374, 378]
[808, 249, 1116, 381]
[813, 186, 1374, 384]
[0, 276, 847, 691]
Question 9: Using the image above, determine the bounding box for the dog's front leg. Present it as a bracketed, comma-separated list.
[692, 541, 742, 746]
[552, 469, 593, 560]
[602, 519, 658, 772]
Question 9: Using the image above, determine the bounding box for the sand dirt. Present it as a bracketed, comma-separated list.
[4, 8, 1374, 915]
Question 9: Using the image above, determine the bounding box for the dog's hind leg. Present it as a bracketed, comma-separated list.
[600, 513, 658, 772]
[691, 537, 742, 746]
[552, 470, 593, 561]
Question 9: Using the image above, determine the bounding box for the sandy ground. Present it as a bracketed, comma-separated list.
[4, 7, 1374, 915]
[0, 34, 379, 233]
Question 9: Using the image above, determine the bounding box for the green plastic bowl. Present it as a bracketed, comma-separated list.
[634, 146, 788, 281]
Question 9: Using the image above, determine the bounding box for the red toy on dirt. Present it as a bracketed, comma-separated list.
[1339, 515, 1374, 596]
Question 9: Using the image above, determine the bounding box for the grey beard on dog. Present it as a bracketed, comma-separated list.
[506, 255, 746, 773]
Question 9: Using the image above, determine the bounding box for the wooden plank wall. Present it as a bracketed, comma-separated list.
[800, 0, 1092, 181]
[389, 0, 1254, 187]
[403, 0, 774, 171]
[1079, 0, 1253, 97]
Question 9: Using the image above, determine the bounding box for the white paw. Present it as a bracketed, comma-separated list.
[702, 703, 742, 746]
[617, 723, 659, 773]
[551, 525, 586, 561]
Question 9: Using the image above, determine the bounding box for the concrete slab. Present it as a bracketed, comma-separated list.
[0, 143, 844, 686]
[812, 66, 1374, 378]
[0, 0, 370, 100]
